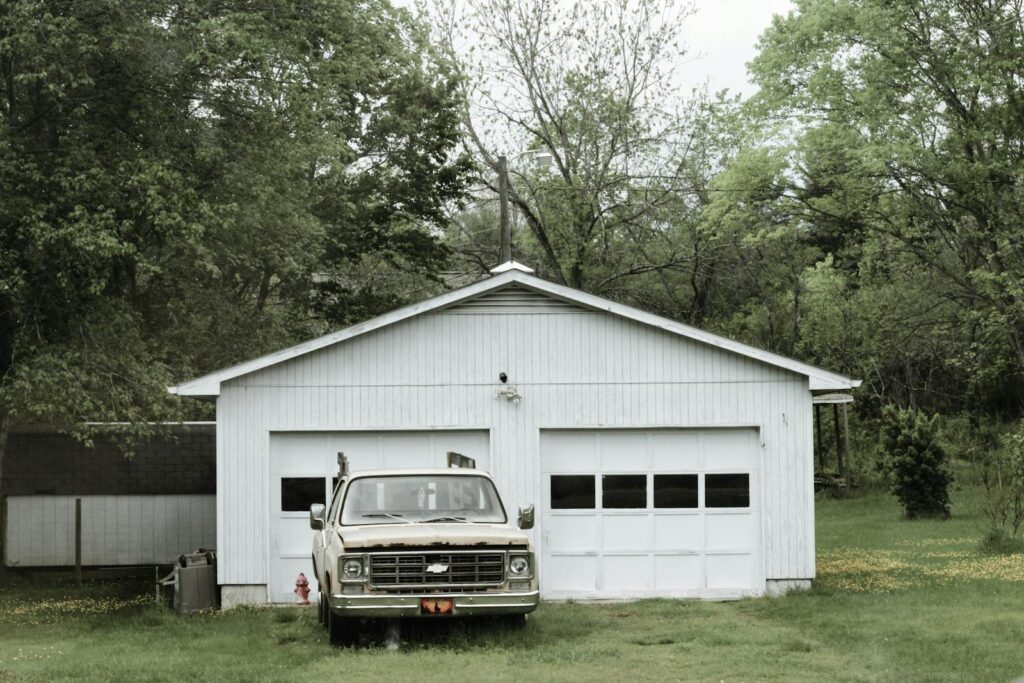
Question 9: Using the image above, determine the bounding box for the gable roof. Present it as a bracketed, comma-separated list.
[170, 263, 860, 399]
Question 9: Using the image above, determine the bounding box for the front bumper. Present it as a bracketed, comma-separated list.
[328, 590, 539, 618]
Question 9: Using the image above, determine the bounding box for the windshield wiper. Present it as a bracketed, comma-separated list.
[421, 516, 470, 524]
[360, 513, 414, 525]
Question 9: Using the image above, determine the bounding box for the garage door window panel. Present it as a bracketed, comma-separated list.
[705, 474, 750, 508]
[653, 474, 698, 508]
[601, 475, 647, 509]
[281, 477, 327, 512]
[551, 475, 596, 509]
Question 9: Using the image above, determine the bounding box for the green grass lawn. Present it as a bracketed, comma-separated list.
[1, 484, 1022, 683]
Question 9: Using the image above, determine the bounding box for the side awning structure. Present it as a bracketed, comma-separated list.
[812, 393, 856, 487]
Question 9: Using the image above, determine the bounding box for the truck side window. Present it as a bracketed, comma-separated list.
[327, 478, 345, 523]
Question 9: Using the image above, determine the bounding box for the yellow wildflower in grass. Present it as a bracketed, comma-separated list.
[893, 537, 975, 547]
[924, 554, 1024, 582]
[818, 544, 1024, 593]
[817, 548, 921, 592]
[819, 571, 922, 592]
[817, 548, 912, 575]
[0, 595, 151, 625]
[919, 550, 973, 559]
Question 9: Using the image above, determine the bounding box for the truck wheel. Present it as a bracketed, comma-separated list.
[500, 614, 527, 630]
[327, 606, 359, 647]
[317, 588, 326, 626]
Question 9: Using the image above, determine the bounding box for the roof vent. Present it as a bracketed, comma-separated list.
[490, 260, 534, 275]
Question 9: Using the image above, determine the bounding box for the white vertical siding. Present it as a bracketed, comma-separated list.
[5, 495, 215, 567]
[217, 306, 815, 588]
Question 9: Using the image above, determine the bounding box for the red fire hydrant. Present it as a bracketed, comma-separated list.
[294, 573, 311, 605]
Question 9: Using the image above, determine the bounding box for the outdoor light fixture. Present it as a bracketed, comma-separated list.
[496, 385, 521, 404]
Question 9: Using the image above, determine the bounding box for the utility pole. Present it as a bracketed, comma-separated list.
[498, 155, 511, 263]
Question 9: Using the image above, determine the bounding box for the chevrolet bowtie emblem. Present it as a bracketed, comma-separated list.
[425, 563, 449, 574]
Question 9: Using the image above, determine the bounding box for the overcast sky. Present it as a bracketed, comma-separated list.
[678, 0, 794, 96]
[404, 0, 796, 97]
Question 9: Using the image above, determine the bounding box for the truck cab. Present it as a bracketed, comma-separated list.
[309, 455, 538, 646]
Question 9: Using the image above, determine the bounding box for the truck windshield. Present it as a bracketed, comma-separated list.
[340, 475, 507, 525]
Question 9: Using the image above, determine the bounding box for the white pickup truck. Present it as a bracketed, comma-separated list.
[309, 455, 539, 646]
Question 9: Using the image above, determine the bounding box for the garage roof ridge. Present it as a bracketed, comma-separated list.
[169, 269, 859, 398]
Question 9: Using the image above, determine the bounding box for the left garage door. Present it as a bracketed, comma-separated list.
[269, 430, 489, 603]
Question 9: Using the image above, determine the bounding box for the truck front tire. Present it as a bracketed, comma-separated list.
[327, 606, 359, 647]
[499, 614, 527, 630]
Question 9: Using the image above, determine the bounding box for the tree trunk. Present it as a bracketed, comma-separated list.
[0, 297, 11, 567]
[1009, 326, 1024, 411]
[791, 272, 801, 356]
[833, 404, 843, 476]
[0, 407, 8, 566]
[814, 404, 823, 471]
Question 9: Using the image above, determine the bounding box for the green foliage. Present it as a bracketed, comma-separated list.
[746, 0, 1024, 415]
[0, 0, 471, 439]
[878, 406, 952, 519]
[979, 529, 1024, 555]
[979, 422, 1024, 550]
[435, 0, 723, 300]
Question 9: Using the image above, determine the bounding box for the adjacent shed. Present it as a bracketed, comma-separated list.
[2, 423, 216, 567]
[171, 263, 859, 606]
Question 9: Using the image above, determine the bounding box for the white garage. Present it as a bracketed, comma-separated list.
[171, 261, 858, 606]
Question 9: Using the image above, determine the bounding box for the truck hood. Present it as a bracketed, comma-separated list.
[339, 523, 529, 550]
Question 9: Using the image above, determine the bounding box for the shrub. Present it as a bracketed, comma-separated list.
[877, 406, 951, 519]
[979, 423, 1024, 551]
[980, 529, 1024, 555]
[845, 414, 890, 493]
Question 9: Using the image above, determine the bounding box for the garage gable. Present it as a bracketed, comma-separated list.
[170, 263, 858, 398]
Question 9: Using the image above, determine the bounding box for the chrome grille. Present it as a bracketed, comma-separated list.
[368, 552, 505, 589]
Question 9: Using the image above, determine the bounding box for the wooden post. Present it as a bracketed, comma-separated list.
[74, 498, 82, 587]
[841, 403, 851, 485]
[0, 494, 6, 568]
[832, 404, 846, 491]
[498, 155, 511, 263]
[814, 404, 823, 471]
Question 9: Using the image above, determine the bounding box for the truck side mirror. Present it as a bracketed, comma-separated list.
[309, 503, 326, 530]
[517, 504, 535, 530]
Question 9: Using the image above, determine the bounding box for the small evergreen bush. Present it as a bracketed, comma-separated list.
[877, 406, 951, 519]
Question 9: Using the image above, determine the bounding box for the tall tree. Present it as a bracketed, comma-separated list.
[431, 0, 720, 297]
[0, 1, 471, 501]
[744, 0, 1024, 412]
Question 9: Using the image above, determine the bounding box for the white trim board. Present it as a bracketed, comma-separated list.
[169, 265, 860, 398]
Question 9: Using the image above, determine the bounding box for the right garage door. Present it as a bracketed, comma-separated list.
[540, 429, 762, 599]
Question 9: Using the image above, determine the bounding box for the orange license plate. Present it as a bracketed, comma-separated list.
[420, 598, 454, 616]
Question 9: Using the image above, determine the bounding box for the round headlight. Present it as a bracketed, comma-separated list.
[342, 558, 363, 579]
[509, 555, 529, 575]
